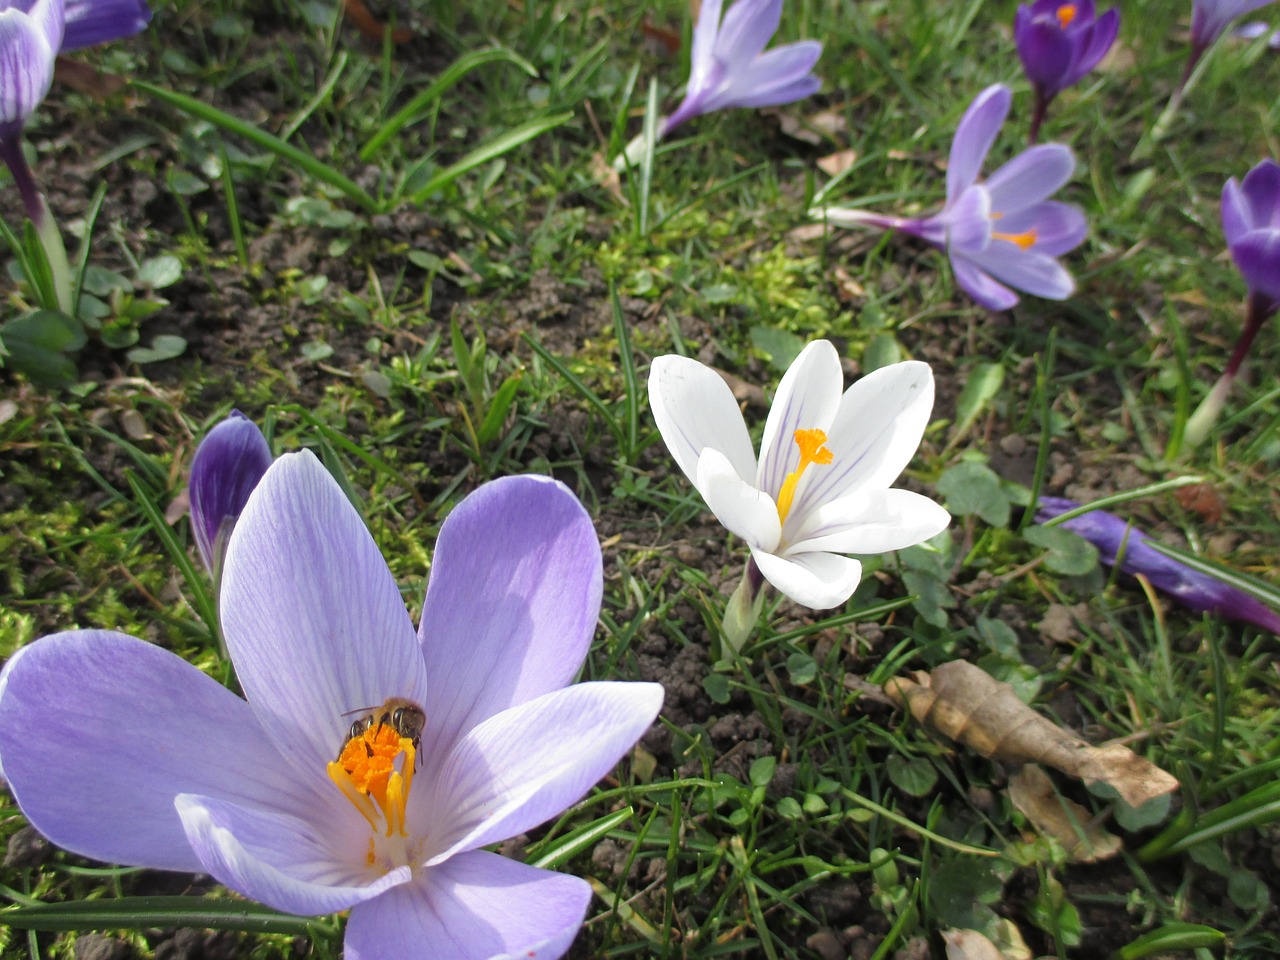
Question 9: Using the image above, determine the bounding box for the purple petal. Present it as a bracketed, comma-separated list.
[60, 0, 149, 51]
[1017, 19, 1076, 95]
[421, 681, 663, 862]
[756, 339, 843, 503]
[1221, 176, 1252, 247]
[1034, 497, 1280, 634]
[1239, 157, 1280, 229]
[944, 184, 993, 253]
[751, 547, 863, 609]
[687, 0, 724, 94]
[705, 40, 822, 110]
[0, 630, 320, 873]
[176, 793, 407, 916]
[188, 410, 273, 576]
[649, 354, 758, 486]
[0, 3, 61, 134]
[1070, 8, 1120, 81]
[713, 0, 782, 73]
[1193, 0, 1276, 46]
[345, 851, 590, 960]
[947, 84, 1010, 204]
[984, 144, 1076, 214]
[964, 244, 1076, 300]
[415, 475, 604, 768]
[1231, 229, 1280, 301]
[995, 200, 1088, 256]
[719, 71, 821, 109]
[951, 255, 1020, 310]
[219, 451, 427, 787]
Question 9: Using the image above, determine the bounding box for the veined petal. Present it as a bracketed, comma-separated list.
[345, 851, 590, 960]
[220, 451, 427, 787]
[698, 447, 783, 552]
[965, 244, 1076, 300]
[421, 682, 663, 863]
[648, 354, 758, 486]
[787, 361, 935, 522]
[705, 40, 821, 110]
[787, 488, 951, 556]
[995, 201, 1087, 256]
[951, 256, 1020, 310]
[984, 144, 1076, 214]
[1222, 176, 1253, 246]
[752, 548, 863, 609]
[714, 0, 782, 73]
[947, 85, 1010, 204]
[415, 475, 602, 768]
[176, 794, 407, 916]
[60, 0, 149, 51]
[688, 0, 725, 93]
[0, 9, 58, 131]
[0, 630, 323, 874]
[944, 184, 993, 253]
[757, 339, 843, 499]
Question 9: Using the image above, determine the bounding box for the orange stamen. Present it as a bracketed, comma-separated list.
[992, 228, 1039, 250]
[775, 429, 834, 525]
[326, 724, 417, 837]
[1056, 3, 1077, 27]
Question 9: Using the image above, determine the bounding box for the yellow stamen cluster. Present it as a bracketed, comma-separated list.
[1056, 3, 1077, 28]
[992, 228, 1039, 251]
[327, 724, 417, 838]
[775, 429, 834, 525]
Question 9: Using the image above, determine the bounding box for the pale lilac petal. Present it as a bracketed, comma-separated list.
[947, 85, 1010, 204]
[345, 851, 589, 960]
[421, 682, 663, 862]
[415, 475, 602, 768]
[1222, 177, 1253, 246]
[176, 794, 408, 916]
[707, 41, 822, 109]
[1194, 0, 1275, 46]
[697, 448, 783, 551]
[996, 201, 1088, 256]
[0, 630, 322, 874]
[984, 144, 1076, 214]
[688, 0, 725, 92]
[944, 184, 993, 253]
[756, 339, 843, 499]
[188, 410, 272, 575]
[752, 548, 863, 609]
[714, 0, 782, 72]
[966, 244, 1076, 299]
[648, 354, 758, 485]
[721, 72, 821, 109]
[951, 256, 1020, 310]
[0, 8, 59, 134]
[788, 361, 935, 521]
[1240, 158, 1280, 229]
[219, 451, 426, 786]
[60, 0, 149, 51]
[787, 489, 951, 556]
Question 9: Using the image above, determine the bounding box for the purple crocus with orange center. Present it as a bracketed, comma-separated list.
[1035, 496, 1280, 634]
[188, 410, 273, 578]
[1014, 0, 1120, 142]
[814, 84, 1087, 312]
[0, 453, 664, 959]
[1184, 158, 1280, 447]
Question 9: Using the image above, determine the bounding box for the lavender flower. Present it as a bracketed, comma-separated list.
[188, 410, 273, 577]
[1014, 0, 1120, 142]
[616, 0, 820, 166]
[0, 453, 663, 958]
[1184, 158, 1280, 447]
[1035, 496, 1280, 634]
[1, 0, 150, 312]
[814, 85, 1087, 312]
[1163, 0, 1276, 121]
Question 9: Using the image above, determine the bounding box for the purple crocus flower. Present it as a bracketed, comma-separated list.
[814, 85, 1087, 312]
[187, 410, 273, 577]
[1035, 496, 1280, 634]
[1184, 158, 1280, 446]
[0, 453, 664, 959]
[1014, 0, 1120, 143]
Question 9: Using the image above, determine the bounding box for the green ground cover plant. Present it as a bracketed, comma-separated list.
[3, 0, 1280, 957]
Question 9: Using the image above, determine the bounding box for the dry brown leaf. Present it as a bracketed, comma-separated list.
[1008, 765, 1122, 863]
[54, 57, 127, 97]
[885, 660, 1178, 808]
[589, 152, 625, 203]
[770, 108, 847, 145]
[817, 148, 858, 177]
[942, 929, 1007, 960]
[342, 0, 412, 44]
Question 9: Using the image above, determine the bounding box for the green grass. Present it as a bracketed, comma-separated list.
[4, 0, 1280, 957]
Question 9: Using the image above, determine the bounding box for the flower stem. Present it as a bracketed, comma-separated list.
[1028, 90, 1049, 145]
[1183, 292, 1277, 448]
[721, 558, 766, 655]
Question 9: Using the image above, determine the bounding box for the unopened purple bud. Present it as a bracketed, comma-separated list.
[1221, 158, 1280, 312]
[1035, 496, 1280, 634]
[188, 411, 272, 576]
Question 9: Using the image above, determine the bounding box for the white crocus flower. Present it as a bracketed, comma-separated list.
[648, 340, 950, 630]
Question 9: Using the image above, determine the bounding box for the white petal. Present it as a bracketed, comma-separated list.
[756, 340, 843, 498]
[787, 489, 951, 556]
[648, 355, 758, 485]
[696, 448, 782, 552]
[788, 361, 935, 522]
[751, 549, 863, 609]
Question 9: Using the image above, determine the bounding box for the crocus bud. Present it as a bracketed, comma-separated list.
[1015, 0, 1119, 141]
[188, 411, 272, 577]
[1035, 496, 1280, 634]
[1222, 157, 1280, 312]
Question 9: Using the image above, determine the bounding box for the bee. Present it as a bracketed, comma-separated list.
[338, 697, 427, 762]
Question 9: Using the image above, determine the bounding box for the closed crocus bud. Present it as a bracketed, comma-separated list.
[1014, 0, 1120, 142]
[188, 411, 272, 577]
[1035, 496, 1280, 634]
